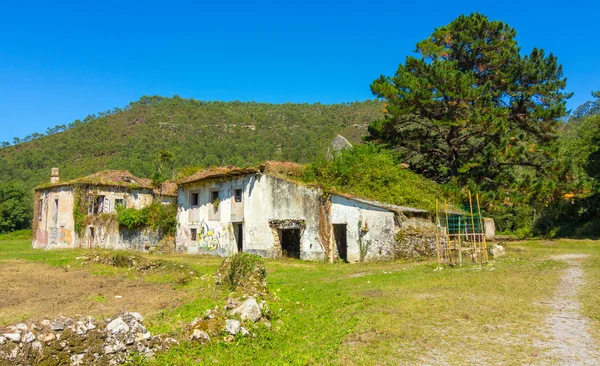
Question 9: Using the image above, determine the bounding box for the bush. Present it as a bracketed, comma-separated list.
[117, 207, 149, 229]
[216, 253, 267, 294]
[116, 202, 177, 235]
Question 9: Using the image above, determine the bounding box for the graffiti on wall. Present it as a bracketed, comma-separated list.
[197, 222, 231, 251]
[36, 229, 48, 246]
[49, 227, 58, 245]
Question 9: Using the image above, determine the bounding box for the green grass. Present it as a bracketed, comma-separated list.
[2, 238, 600, 364]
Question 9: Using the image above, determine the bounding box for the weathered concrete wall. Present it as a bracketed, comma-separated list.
[33, 187, 77, 249]
[33, 186, 160, 251]
[177, 175, 326, 260]
[330, 195, 396, 262]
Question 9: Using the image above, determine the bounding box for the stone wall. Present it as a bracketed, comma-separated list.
[393, 215, 441, 258]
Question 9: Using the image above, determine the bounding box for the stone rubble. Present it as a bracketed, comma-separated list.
[0, 312, 178, 365]
[0, 296, 274, 364]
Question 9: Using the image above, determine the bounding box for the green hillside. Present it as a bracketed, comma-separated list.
[0, 96, 383, 190]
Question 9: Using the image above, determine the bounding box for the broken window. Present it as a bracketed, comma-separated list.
[234, 189, 242, 203]
[190, 192, 199, 206]
[53, 199, 59, 224]
[95, 195, 106, 214]
[115, 199, 125, 210]
[190, 228, 197, 242]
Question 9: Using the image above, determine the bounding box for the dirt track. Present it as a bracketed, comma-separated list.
[541, 254, 600, 365]
[0, 259, 187, 325]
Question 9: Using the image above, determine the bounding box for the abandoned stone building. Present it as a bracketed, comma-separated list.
[33, 169, 177, 250]
[176, 162, 444, 262]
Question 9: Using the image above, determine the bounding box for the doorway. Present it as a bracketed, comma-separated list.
[280, 229, 301, 259]
[233, 223, 243, 252]
[333, 224, 348, 262]
[89, 227, 95, 249]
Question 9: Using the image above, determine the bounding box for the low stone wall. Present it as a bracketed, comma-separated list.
[0, 312, 177, 365]
[393, 216, 440, 258]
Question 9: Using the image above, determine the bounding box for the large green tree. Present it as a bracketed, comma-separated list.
[368, 13, 571, 188]
[0, 183, 32, 233]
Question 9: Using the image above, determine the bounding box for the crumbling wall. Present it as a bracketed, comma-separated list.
[393, 215, 440, 258]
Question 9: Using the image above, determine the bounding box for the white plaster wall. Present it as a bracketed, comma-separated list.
[330, 195, 396, 262]
[177, 174, 326, 260]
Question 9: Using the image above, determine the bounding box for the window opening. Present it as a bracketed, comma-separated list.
[190, 192, 199, 206]
[234, 189, 242, 203]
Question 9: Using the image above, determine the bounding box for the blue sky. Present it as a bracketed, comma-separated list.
[0, 0, 598, 142]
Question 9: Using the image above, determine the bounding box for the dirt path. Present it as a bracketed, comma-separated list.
[541, 254, 600, 365]
[0, 259, 188, 325]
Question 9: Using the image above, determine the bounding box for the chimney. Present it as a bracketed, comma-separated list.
[50, 168, 59, 184]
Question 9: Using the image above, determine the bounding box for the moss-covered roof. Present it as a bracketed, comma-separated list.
[178, 161, 434, 214]
[178, 161, 304, 185]
[35, 170, 178, 196]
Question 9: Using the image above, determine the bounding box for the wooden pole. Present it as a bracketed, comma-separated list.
[458, 216, 462, 266]
[468, 190, 478, 264]
[476, 193, 488, 263]
[435, 199, 442, 269]
[444, 199, 452, 265]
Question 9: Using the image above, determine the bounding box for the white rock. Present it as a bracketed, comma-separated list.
[31, 341, 42, 353]
[39, 332, 56, 342]
[0, 336, 6, 344]
[106, 317, 130, 334]
[190, 329, 210, 342]
[50, 319, 65, 331]
[2, 333, 21, 342]
[231, 298, 262, 322]
[128, 312, 144, 322]
[86, 322, 96, 331]
[136, 332, 152, 342]
[240, 327, 249, 337]
[40, 319, 51, 328]
[225, 319, 241, 335]
[23, 332, 35, 343]
[103, 340, 125, 354]
[15, 323, 28, 332]
[70, 353, 85, 366]
[72, 321, 88, 335]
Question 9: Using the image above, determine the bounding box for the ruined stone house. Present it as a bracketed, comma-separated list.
[176, 162, 441, 262]
[33, 169, 177, 250]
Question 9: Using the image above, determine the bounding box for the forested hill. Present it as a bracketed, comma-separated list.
[0, 96, 383, 190]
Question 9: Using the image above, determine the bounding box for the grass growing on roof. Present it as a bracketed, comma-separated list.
[302, 144, 445, 212]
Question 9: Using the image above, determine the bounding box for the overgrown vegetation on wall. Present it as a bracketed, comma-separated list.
[117, 202, 177, 236]
[303, 144, 445, 212]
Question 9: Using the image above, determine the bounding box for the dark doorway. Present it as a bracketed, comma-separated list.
[233, 223, 243, 252]
[89, 227, 95, 249]
[334, 224, 348, 262]
[280, 229, 301, 259]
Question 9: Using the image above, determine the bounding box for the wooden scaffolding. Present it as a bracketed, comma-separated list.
[435, 191, 488, 269]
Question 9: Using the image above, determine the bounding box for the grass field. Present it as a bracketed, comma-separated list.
[1, 234, 599, 365]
